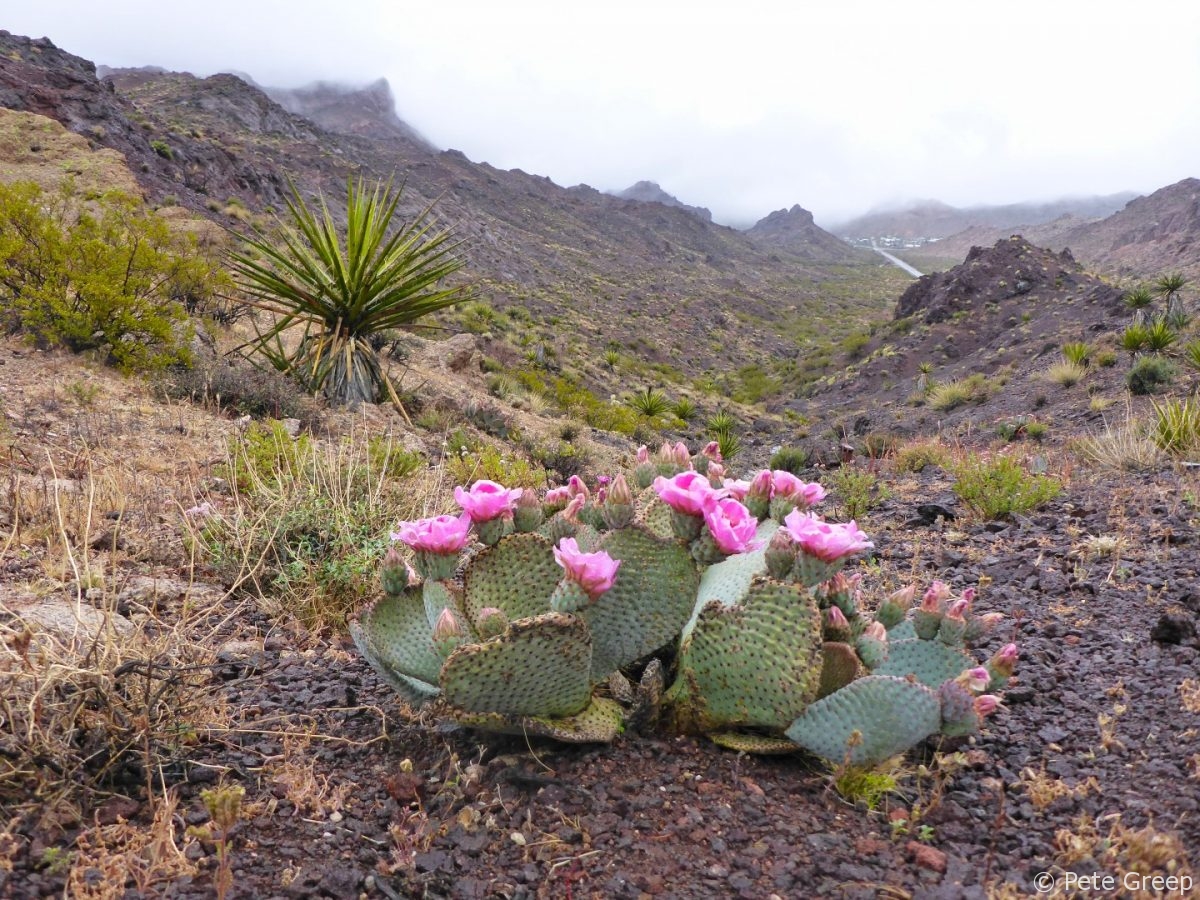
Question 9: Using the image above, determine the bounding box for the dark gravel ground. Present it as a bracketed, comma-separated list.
[4, 465, 1199, 900]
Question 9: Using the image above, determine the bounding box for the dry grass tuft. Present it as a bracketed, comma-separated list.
[1073, 419, 1163, 473]
[1180, 679, 1200, 714]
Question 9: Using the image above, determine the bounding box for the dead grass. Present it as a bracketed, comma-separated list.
[1073, 409, 1163, 473]
[1180, 679, 1200, 714]
[1054, 814, 1193, 899]
[1018, 767, 1101, 810]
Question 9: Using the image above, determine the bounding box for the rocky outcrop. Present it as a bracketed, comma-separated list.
[747, 205, 864, 262]
[613, 180, 712, 223]
[264, 78, 433, 147]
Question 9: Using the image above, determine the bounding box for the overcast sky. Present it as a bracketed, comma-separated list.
[7, 1, 1200, 226]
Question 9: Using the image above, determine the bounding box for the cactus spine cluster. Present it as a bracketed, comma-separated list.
[352, 443, 1016, 765]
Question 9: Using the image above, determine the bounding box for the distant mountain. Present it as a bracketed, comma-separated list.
[834, 194, 1138, 241]
[747, 205, 864, 263]
[262, 78, 434, 148]
[612, 181, 712, 223]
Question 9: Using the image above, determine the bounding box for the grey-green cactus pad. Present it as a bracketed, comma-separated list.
[350, 619, 440, 708]
[352, 587, 444, 688]
[886, 619, 918, 641]
[683, 519, 779, 639]
[451, 695, 625, 743]
[677, 577, 823, 731]
[636, 488, 676, 541]
[873, 638, 974, 687]
[422, 579, 463, 632]
[580, 525, 698, 681]
[785, 675, 942, 766]
[440, 612, 592, 717]
[462, 532, 560, 627]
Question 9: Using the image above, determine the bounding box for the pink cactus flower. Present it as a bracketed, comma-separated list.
[654, 471, 719, 516]
[772, 471, 827, 508]
[706, 461, 726, 481]
[392, 512, 473, 554]
[562, 494, 585, 524]
[454, 480, 524, 523]
[702, 441, 722, 462]
[924, 581, 952, 605]
[997, 643, 1018, 665]
[722, 478, 753, 500]
[553, 537, 621, 599]
[544, 485, 572, 505]
[782, 510, 873, 563]
[961, 586, 977, 607]
[701, 495, 760, 555]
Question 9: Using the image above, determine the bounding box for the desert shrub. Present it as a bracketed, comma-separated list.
[1074, 421, 1163, 472]
[0, 181, 220, 372]
[995, 417, 1030, 442]
[862, 432, 899, 459]
[197, 427, 425, 629]
[1126, 357, 1176, 395]
[769, 445, 810, 475]
[1025, 422, 1048, 442]
[952, 454, 1061, 520]
[1151, 397, 1200, 455]
[707, 409, 737, 434]
[150, 139, 173, 159]
[927, 379, 972, 411]
[829, 466, 889, 520]
[1061, 341, 1091, 366]
[1045, 360, 1086, 387]
[163, 356, 323, 426]
[464, 400, 515, 439]
[1094, 349, 1118, 368]
[893, 438, 950, 473]
[603, 348, 621, 369]
[445, 443, 547, 488]
[532, 441, 590, 482]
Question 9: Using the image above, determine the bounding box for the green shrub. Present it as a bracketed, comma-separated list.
[1025, 422, 1048, 442]
[446, 443, 546, 488]
[952, 454, 1061, 520]
[1094, 349, 1118, 368]
[671, 397, 698, 422]
[927, 379, 972, 411]
[707, 410, 737, 434]
[829, 466, 889, 520]
[1121, 324, 1150, 355]
[150, 139, 173, 160]
[0, 181, 216, 372]
[1126, 357, 1176, 395]
[893, 439, 950, 473]
[769, 445, 810, 475]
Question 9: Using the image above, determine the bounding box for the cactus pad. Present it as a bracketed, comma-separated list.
[683, 520, 779, 639]
[580, 525, 699, 681]
[785, 675, 942, 766]
[451, 696, 625, 743]
[350, 619, 440, 708]
[886, 619, 918, 641]
[440, 613, 593, 717]
[636, 488, 676, 541]
[675, 577, 823, 731]
[462, 533, 560, 627]
[422, 579, 464, 632]
[709, 732, 801, 755]
[352, 587, 444, 688]
[818, 641, 861, 698]
[873, 638, 974, 688]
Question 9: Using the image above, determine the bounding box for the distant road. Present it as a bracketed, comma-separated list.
[869, 241, 923, 277]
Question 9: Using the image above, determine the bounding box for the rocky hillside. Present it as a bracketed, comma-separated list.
[612, 180, 713, 223]
[0, 30, 898, 384]
[785, 236, 1130, 449]
[834, 193, 1137, 241]
[261, 78, 434, 148]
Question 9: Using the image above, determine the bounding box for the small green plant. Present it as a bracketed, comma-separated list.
[1094, 348, 1118, 368]
[829, 466, 889, 520]
[1183, 340, 1200, 373]
[671, 396, 698, 422]
[715, 429, 743, 461]
[1025, 421, 1048, 442]
[952, 454, 1061, 520]
[893, 438, 950, 473]
[446, 443, 546, 488]
[707, 409, 737, 434]
[770, 445, 810, 475]
[1126, 356, 1176, 396]
[832, 764, 900, 811]
[995, 417, 1029, 442]
[195, 783, 244, 900]
[63, 379, 101, 407]
[1061, 342, 1091, 366]
[150, 139, 173, 160]
[1151, 397, 1200, 455]
[927, 379, 973, 412]
[1121, 324, 1151, 355]
[628, 387, 671, 417]
[1124, 285, 1155, 321]
[603, 348, 621, 370]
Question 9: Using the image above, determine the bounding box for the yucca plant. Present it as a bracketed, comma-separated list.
[1123, 286, 1154, 323]
[1183, 340, 1200, 373]
[1144, 319, 1177, 353]
[1151, 397, 1200, 455]
[1061, 342, 1091, 366]
[1155, 273, 1188, 321]
[1121, 324, 1150, 356]
[230, 178, 471, 410]
[671, 396, 698, 422]
[707, 409, 737, 434]
[628, 387, 670, 417]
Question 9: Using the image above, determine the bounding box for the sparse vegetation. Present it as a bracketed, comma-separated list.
[1061, 341, 1091, 366]
[769, 445, 810, 475]
[1126, 356, 1176, 395]
[893, 437, 951, 473]
[1045, 359, 1087, 387]
[952, 454, 1061, 519]
[1151, 397, 1200, 455]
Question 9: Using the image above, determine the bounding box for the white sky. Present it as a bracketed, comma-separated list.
[6, 1, 1200, 226]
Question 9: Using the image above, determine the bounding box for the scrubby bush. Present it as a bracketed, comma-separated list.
[952, 454, 1061, 520]
[1126, 357, 1176, 395]
[164, 356, 323, 427]
[770, 445, 810, 475]
[0, 181, 223, 372]
[893, 438, 950, 473]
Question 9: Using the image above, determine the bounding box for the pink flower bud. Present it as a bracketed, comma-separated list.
[748, 470, 774, 502]
[722, 478, 752, 500]
[946, 598, 969, 620]
[864, 621, 888, 641]
[553, 537, 621, 599]
[595, 487, 607, 505]
[966, 667, 990, 693]
[454, 480, 523, 523]
[636, 445, 650, 464]
[924, 581, 952, 605]
[706, 461, 726, 481]
[702, 441, 722, 462]
[771, 472, 827, 508]
[432, 608, 463, 641]
[888, 585, 917, 609]
[392, 512, 473, 554]
[961, 586, 977, 607]
[672, 441, 691, 467]
[974, 695, 1000, 717]
[826, 606, 850, 629]
[566, 475, 590, 501]
[609, 473, 633, 507]
[562, 494, 585, 524]
[544, 486, 571, 505]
